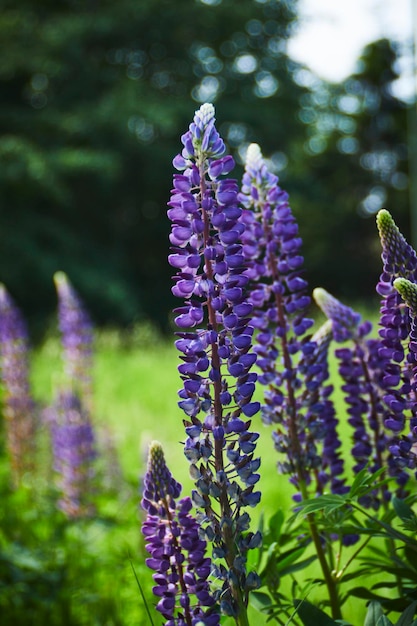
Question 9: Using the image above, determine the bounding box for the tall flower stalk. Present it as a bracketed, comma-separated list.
[376, 210, 417, 477]
[0, 284, 37, 485]
[50, 272, 97, 517]
[313, 287, 407, 508]
[54, 272, 94, 407]
[239, 143, 344, 619]
[142, 441, 220, 626]
[168, 104, 261, 624]
[48, 391, 96, 518]
[393, 277, 417, 469]
[239, 144, 344, 499]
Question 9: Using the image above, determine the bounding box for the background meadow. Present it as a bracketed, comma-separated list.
[0, 308, 378, 626]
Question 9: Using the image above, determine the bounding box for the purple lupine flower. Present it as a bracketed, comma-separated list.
[48, 390, 96, 518]
[313, 287, 408, 507]
[312, 288, 363, 343]
[54, 272, 94, 405]
[298, 320, 347, 496]
[239, 144, 336, 500]
[141, 441, 220, 626]
[390, 277, 417, 474]
[0, 284, 37, 485]
[376, 210, 417, 483]
[168, 104, 261, 618]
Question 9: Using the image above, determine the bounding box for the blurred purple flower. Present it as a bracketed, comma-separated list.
[54, 272, 94, 404]
[141, 441, 219, 626]
[48, 390, 97, 518]
[168, 104, 261, 617]
[0, 284, 37, 485]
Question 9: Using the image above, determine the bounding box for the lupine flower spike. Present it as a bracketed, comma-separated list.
[313, 287, 406, 508]
[376, 209, 417, 481]
[168, 104, 261, 622]
[391, 277, 417, 473]
[141, 441, 220, 626]
[0, 284, 37, 485]
[239, 144, 342, 499]
[49, 390, 97, 518]
[54, 272, 94, 406]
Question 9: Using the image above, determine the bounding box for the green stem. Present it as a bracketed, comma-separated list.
[335, 536, 371, 580]
[199, 162, 250, 626]
[299, 482, 342, 620]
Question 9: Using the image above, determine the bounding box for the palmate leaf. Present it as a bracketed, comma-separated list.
[349, 467, 387, 500]
[295, 494, 348, 517]
[358, 556, 417, 580]
[366, 517, 417, 549]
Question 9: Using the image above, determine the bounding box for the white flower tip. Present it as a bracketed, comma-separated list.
[195, 102, 215, 126]
[245, 143, 264, 170]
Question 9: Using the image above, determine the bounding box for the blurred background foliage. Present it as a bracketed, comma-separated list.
[0, 0, 412, 336]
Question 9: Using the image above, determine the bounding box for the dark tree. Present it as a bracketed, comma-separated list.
[0, 0, 309, 334]
[290, 38, 411, 302]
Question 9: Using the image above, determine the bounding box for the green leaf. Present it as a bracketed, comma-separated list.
[349, 587, 388, 602]
[293, 599, 340, 626]
[364, 601, 385, 626]
[280, 555, 317, 577]
[296, 494, 347, 517]
[404, 547, 417, 572]
[275, 545, 308, 572]
[392, 496, 417, 531]
[349, 467, 386, 499]
[396, 600, 417, 626]
[377, 617, 394, 626]
[250, 590, 273, 612]
[268, 509, 285, 541]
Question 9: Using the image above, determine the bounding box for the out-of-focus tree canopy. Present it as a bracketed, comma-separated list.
[0, 0, 412, 334]
[290, 38, 410, 301]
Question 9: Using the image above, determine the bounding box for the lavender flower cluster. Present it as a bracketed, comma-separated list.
[376, 210, 417, 474]
[238, 143, 345, 500]
[167, 104, 262, 619]
[142, 441, 220, 625]
[140, 104, 417, 624]
[313, 287, 406, 509]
